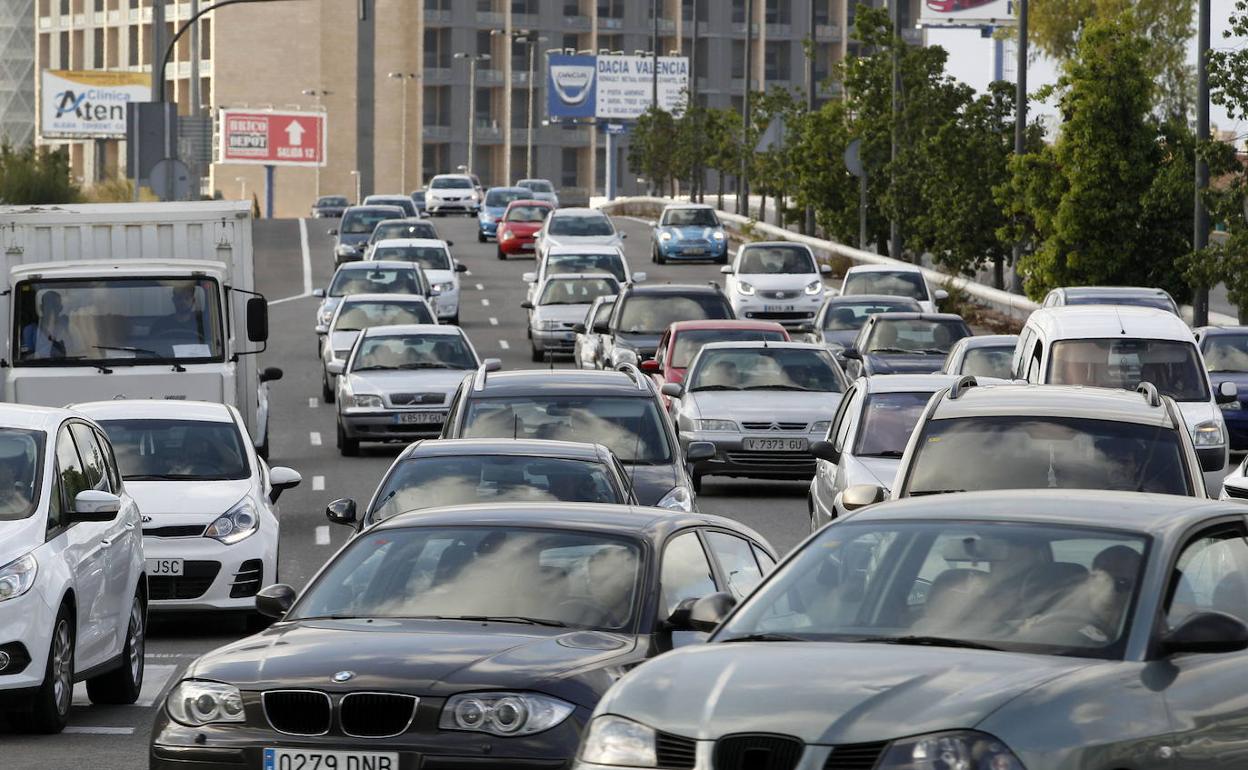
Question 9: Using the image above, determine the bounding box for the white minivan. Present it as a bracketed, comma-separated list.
[0, 404, 145, 733]
[1012, 306, 1238, 495]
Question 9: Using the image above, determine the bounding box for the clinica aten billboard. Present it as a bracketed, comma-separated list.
[40, 69, 150, 139]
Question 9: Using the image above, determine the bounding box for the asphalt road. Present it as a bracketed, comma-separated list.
[7, 212, 815, 768]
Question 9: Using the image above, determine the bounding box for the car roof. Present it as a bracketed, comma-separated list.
[550, 207, 606, 217]
[375, 217, 432, 226]
[930, 382, 1177, 427]
[376, 501, 768, 547]
[869, 312, 967, 323]
[398, 438, 610, 462]
[547, 244, 624, 256]
[846, 264, 924, 275]
[366, 195, 410, 202]
[344, 205, 404, 214]
[859, 373, 964, 394]
[359, 324, 460, 338]
[1060, 286, 1172, 298]
[516, 178, 552, 184]
[826, 294, 922, 306]
[335, 260, 420, 272]
[846, 488, 1234, 538]
[339, 293, 430, 305]
[661, 203, 714, 211]
[0, 403, 92, 432]
[669, 319, 786, 332]
[470, 369, 654, 397]
[487, 186, 534, 194]
[1025, 306, 1194, 342]
[954, 334, 1019, 348]
[372, 238, 448, 249]
[623, 283, 723, 296]
[505, 198, 552, 207]
[72, 399, 235, 423]
[739, 241, 811, 251]
[542, 272, 621, 283]
[698, 340, 825, 353]
[432, 173, 472, 180]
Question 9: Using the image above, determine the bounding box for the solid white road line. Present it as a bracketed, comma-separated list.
[481, 298, 491, 306]
[315, 525, 330, 545]
[299, 217, 313, 296]
[308, 397, 319, 408]
[489, 317, 499, 326]
[310, 431, 322, 447]
[313, 475, 325, 491]
[499, 340, 511, 350]
[63, 726, 135, 735]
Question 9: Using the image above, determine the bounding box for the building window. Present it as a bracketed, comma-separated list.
[563, 0, 581, 15]
[814, 0, 831, 25]
[562, 147, 579, 188]
[60, 0, 69, 15]
[765, 41, 790, 81]
[512, 0, 538, 13]
[93, 27, 104, 68]
[561, 33, 578, 50]
[731, 40, 744, 78]
[765, 0, 791, 25]
[128, 25, 139, 66]
[597, 0, 624, 19]
[477, 29, 491, 56]
[475, 88, 493, 126]
[59, 31, 70, 69]
[732, 0, 746, 24]
[94, 0, 104, 11]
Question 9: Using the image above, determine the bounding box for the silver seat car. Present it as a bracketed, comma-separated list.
[329, 324, 481, 455]
[523, 273, 621, 363]
[312, 261, 429, 356]
[319, 293, 437, 403]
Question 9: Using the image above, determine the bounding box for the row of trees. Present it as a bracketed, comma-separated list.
[629, 4, 1247, 311]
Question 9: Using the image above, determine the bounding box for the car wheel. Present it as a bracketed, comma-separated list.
[498, 248, 507, 260]
[478, 230, 486, 243]
[337, 420, 359, 457]
[11, 605, 74, 733]
[256, 425, 270, 460]
[321, 374, 335, 404]
[86, 588, 145, 705]
[717, 253, 729, 265]
[531, 344, 544, 363]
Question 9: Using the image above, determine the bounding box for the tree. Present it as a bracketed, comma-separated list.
[0, 141, 79, 205]
[628, 107, 679, 196]
[787, 99, 861, 244]
[703, 108, 743, 211]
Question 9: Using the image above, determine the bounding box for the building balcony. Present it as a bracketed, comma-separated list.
[424, 9, 451, 25]
[766, 23, 793, 37]
[599, 16, 624, 30]
[477, 69, 505, 86]
[815, 24, 841, 42]
[475, 120, 502, 141]
[512, 13, 539, 29]
[680, 21, 710, 37]
[654, 18, 676, 35]
[476, 11, 504, 25]
[731, 22, 760, 35]
[423, 67, 453, 84]
[564, 15, 591, 31]
[423, 125, 452, 142]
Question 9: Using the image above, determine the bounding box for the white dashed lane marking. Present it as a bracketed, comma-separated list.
[312, 475, 325, 491]
[63, 726, 135, 735]
[499, 340, 511, 350]
[308, 397, 318, 408]
[315, 525, 330, 545]
[481, 298, 490, 306]
[489, 317, 499, 326]
[475, 283, 485, 290]
[309, 432, 322, 447]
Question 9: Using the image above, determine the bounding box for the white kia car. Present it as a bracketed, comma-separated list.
[0, 404, 145, 733]
[721, 241, 831, 328]
[75, 400, 300, 620]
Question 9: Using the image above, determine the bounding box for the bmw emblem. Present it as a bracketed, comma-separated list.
[332, 671, 355, 683]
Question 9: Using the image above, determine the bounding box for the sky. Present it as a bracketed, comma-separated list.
[927, 0, 1247, 141]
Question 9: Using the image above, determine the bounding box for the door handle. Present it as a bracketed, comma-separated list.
[100, 537, 113, 546]
[122, 521, 135, 531]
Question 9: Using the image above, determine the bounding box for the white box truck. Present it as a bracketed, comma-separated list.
[0, 200, 282, 455]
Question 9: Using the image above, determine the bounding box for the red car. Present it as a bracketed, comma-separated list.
[496, 199, 554, 259]
[642, 319, 790, 408]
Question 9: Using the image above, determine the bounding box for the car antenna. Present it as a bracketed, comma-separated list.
[513, 413, 519, 440]
[1115, 307, 1126, 335]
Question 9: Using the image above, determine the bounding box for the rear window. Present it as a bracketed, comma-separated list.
[342, 208, 401, 234]
[506, 204, 552, 223]
[487, 189, 528, 207]
[431, 177, 473, 189]
[549, 213, 614, 237]
[617, 293, 734, 335]
[843, 271, 928, 301]
[329, 268, 422, 297]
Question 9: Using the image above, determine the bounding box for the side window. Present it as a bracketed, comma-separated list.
[55, 429, 89, 512]
[443, 384, 467, 437]
[1025, 341, 1044, 384]
[706, 531, 765, 599]
[70, 424, 109, 492]
[47, 466, 65, 533]
[833, 386, 862, 450]
[1012, 328, 1033, 379]
[95, 429, 122, 491]
[1166, 527, 1248, 627]
[753, 545, 776, 573]
[660, 531, 717, 617]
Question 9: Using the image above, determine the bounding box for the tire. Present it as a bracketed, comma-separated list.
[498, 248, 507, 260]
[86, 589, 145, 705]
[531, 344, 544, 363]
[447, 314, 460, 326]
[256, 426, 270, 461]
[478, 230, 487, 243]
[717, 253, 729, 265]
[11, 605, 74, 733]
[655, 248, 667, 265]
[321, 374, 335, 404]
[337, 421, 359, 457]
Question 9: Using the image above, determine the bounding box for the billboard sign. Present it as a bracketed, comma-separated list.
[548, 54, 689, 121]
[41, 69, 150, 139]
[218, 109, 326, 167]
[920, 0, 1016, 26]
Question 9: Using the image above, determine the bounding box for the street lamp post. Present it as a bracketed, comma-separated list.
[235, 177, 247, 200]
[454, 52, 491, 176]
[515, 33, 549, 180]
[388, 73, 418, 192]
[302, 88, 331, 197]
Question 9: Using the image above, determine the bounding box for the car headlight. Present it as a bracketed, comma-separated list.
[0, 553, 37, 602]
[204, 498, 259, 545]
[805, 280, 823, 295]
[481, 213, 495, 223]
[432, 282, 456, 294]
[656, 485, 694, 511]
[877, 730, 1025, 770]
[580, 715, 657, 767]
[317, 307, 334, 325]
[538, 319, 562, 330]
[440, 692, 574, 736]
[659, 231, 672, 241]
[1195, 420, 1225, 447]
[352, 394, 384, 408]
[713, 231, 725, 241]
[166, 680, 246, 727]
[501, 229, 516, 241]
[811, 420, 832, 433]
[336, 244, 357, 256]
[737, 281, 756, 296]
[695, 419, 736, 431]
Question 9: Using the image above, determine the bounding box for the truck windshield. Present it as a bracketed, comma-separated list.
[14, 277, 224, 365]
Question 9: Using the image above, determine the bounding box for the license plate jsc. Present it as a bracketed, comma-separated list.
[146, 558, 184, 576]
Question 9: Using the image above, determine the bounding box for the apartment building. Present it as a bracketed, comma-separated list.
[0, 0, 36, 147]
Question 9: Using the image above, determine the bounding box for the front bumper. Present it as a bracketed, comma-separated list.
[499, 236, 538, 255]
[657, 237, 727, 260]
[0, 589, 55, 692]
[680, 430, 820, 479]
[335, 248, 365, 263]
[429, 199, 479, 213]
[479, 218, 500, 238]
[433, 293, 460, 320]
[341, 408, 447, 441]
[731, 294, 823, 326]
[145, 530, 274, 612]
[532, 329, 578, 353]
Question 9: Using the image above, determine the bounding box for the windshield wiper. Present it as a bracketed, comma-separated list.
[94, 344, 162, 357]
[867, 347, 916, 354]
[744, 384, 811, 391]
[917, 348, 949, 355]
[352, 365, 402, 371]
[397, 362, 457, 369]
[720, 632, 806, 643]
[445, 615, 569, 628]
[855, 634, 1003, 651]
[125, 473, 210, 481]
[908, 489, 966, 496]
[690, 384, 742, 391]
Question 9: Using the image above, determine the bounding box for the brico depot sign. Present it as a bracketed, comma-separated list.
[218, 109, 325, 167]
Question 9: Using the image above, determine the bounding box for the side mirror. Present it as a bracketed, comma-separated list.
[326, 361, 345, 376]
[631, 272, 647, 283]
[685, 441, 715, 463]
[820, 264, 833, 275]
[481, 358, 503, 373]
[841, 484, 886, 512]
[256, 584, 297, 620]
[326, 498, 358, 527]
[592, 321, 610, 335]
[259, 366, 284, 384]
[246, 297, 269, 343]
[640, 359, 661, 374]
[1162, 611, 1248, 655]
[841, 348, 863, 361]
[667, 592, 737, 633]
[572, 323, 587, 334]
[455, 263, 468, 273]
[661, 382, 684, 399]
[327, 228, 338, 235]
[522, 272, 537, 283]
[935, 288, 950, 302]
[1218, 381, 1239, 404]
[795, 323, 816, 334]
[720, 264, 733, 274]
[810, 440, 841, 465]
[72, 489, 121, 521]
[312, 288, 326, 298]
[520, 301, 534, 310]
[619, 233, 627, 240]
[268, 466, 302, 503]
[648, 220, 658, 228]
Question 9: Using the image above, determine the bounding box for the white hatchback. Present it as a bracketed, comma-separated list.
[368, 237, 467, 324]
[0, 404, 145, 733]
[721, 242, 830, 328]
[75, 400, 300, 618]
[840, 264, 947, 314]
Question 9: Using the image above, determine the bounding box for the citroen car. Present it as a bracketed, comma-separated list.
[649, 204, 728, 264]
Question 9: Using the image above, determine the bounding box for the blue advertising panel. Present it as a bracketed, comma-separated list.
[547, 54, 597, 120]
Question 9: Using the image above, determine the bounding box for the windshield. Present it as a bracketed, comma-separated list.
[328, 268, 421, 297]
[372, 245, 450, 270]
[371, 222, 437, 242]
[365, 198, 416, 217]
[958, 346, 1015, 378]
[823, 300, 920, 331]
[844, 271, 929, 301]
[431, 177, 473, 189]
[342, 208, 399, 234]
[689, 347, 844, 392]
[1048, 338, 1209, 402]
[486, 189, 528, 207]
[293, 526, 642, 631]
[853, 391, 934, 458]
[866, 319, 969, 354]
[317, 196, 348, 207]
[99, 419, 249, 481]
[906, 416, 1192, 496]
[334, 301, 434, 332]
[370, 456, 621, 521]
[0, 429, 42, 521]
[718, 519, 1148, 660]
[1067, 295, 1176, 313]
[539, 277, 619, 306]
[463, 396, 672, 464]
[352, 333, 476, 371]
[15, 277, 224, 365]
[519, 179, 554, 192]
[671, 328, 788, 368]
[661, 208, 719, 227]
[548, 253, 626, 281]
[1202, 334, 1248, 372]
[505, 204, 551, 223]
[617, 294, 733, 334]
[738, 246, 816, 275]
[549, 214, 615, 237]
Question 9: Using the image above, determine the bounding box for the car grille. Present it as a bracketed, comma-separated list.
[389, 392, 446, 406]
[714, 734, 804, 770]
[149, 560, 220, 600]
[341, 692, 419, 738]
[725, 451, 816, 470]
[263, 690, 332, 736]
[1225, 485, 1248, 500]
[143, 524, 205, 538]
[823, 741, 889, 770]
[657, 732, 698, 769]
[741, 421, 808, 431]
[761, 290, 801, 300]
[229, 559, 264, 598]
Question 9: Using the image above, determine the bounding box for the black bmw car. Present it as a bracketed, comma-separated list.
[149, 503, 775, 770]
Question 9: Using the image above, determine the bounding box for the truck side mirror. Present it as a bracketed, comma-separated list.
[246, 297, 269, 343]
